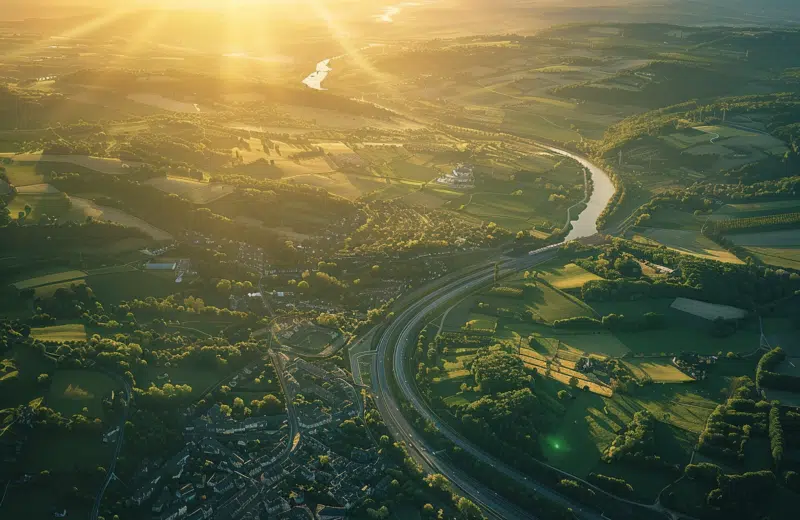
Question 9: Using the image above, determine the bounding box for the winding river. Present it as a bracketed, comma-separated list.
[543, 145, 615, 241]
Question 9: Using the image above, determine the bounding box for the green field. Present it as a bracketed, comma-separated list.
[546, 332, 630, 357]
[624, 358, 694, 383]
[715, 200, 800, 219]
[86, 270, 178, 303]
[525, 283, 595, 323]
[539, 262, 602, 290]
[464, 313, 497, 331]
[139, 364, 226, 397]
[13, 270, 88, 289]
[47, 369, 117, 417]
[726, 230, 800, 269]
[30, 324, 88, 342]
[539, 374, 714, 499]
[632, 228, 743, 264]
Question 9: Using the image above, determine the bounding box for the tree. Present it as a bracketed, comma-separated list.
[367, 506, 390, 519]
[37, 373, 50, 385]
[455, 496, 483, 520]
[297, 280, 310, 291]
[424, 473, 450, 492]
[216, 279, 232, 294]
[471, 348, 530, 394]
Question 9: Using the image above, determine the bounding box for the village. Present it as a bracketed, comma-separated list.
[123, 355, 390, 520]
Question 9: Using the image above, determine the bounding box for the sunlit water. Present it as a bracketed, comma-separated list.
[541, 146, 615, 241]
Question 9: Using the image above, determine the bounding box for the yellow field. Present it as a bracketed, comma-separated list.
[145, 176, 235, 204]
[540, 263, 602, 290]
[520, 347, 613, 396]
[0, 153, 139, 175]
[283, 172, 387, 200]
[30, 324, 88, 342]
[15, 183, 61, 194]
[624, 358, 694, 383]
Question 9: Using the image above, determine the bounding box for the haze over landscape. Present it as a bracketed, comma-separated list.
[1, 2, 800, 520]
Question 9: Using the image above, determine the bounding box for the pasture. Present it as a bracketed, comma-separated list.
[86, 270, 178, 303]
[145, 176, 235, 204]
[282, 171, 387, 200]
[46, 369, 116, 417]
[670, 297, 747, 321]
[728, 230, 800, 269]
[7, 188, 72, 222]
[30, 324, 89, 342]
[464, 313, 497, 332]
[69, 197, 173, 240]
[738, 246, 800, 270]
[539, 262, 602, 290]
[525, 283, 595, 323]
[13, 270, 87, 290]
[539, 375, 712, 495]
[631, 228, 743, 264]
[0, 152, 139, 175]
[716, 200, 800, 219]
[624, 358, 694, 383]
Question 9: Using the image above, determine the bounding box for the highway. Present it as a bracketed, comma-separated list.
[372, 241, 678, 520]
[372, 249, 593, 520]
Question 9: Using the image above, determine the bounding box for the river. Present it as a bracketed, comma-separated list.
[541, 145, 615, 241]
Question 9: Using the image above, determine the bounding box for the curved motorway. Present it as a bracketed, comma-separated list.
[370, 148, 643, 520]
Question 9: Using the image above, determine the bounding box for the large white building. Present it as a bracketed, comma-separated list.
[435, 164, 474, 188]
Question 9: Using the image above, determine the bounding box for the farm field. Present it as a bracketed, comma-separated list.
[30, 324, 88, 342]
[86, 270, 178, 303]
[545, 332, 630, 358]
[464, 313, 497, 331]
[624, 358, 694, 383]
[69, 197, 173, 240]
[539, 372, 713, 492]
[715, 200, 800, 219]
[46, 369, 117, 416]
[632, 228, 743, 264]
[670, 297, 747, 320]
[283, 171, 387, 200]
[525, 283, 595, 323]
[538, 262, 602, 290]
[0, 152, 140, 175]
[613, 322, 757, 356]
[727, 230, 800, 269]
[658, 124, 787, 170]
[138, 365, 225, 397]
[6, 188, 72, 222]
[521, 352, 613, 397]
[13, 270, 87, 290]
[145, 176, 235, 204]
